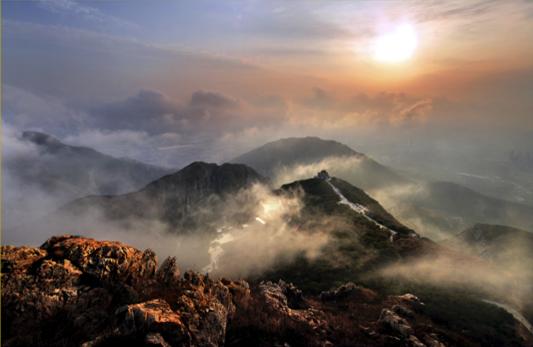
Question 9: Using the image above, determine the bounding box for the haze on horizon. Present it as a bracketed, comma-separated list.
[3, 0, 533, 185]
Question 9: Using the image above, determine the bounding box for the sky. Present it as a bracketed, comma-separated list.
[3, 0, 533, 169]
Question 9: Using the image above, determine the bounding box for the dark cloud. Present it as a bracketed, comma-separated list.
[189, 90, 239, 109]
[87, 89, 246, 135]
[89, 90, 181, 133]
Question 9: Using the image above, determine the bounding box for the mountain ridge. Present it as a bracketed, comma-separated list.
[59, 161, 265, 232]
[232, 136, 533, 236]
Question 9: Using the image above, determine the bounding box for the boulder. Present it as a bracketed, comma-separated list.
[378, 308, 414, 337]
[116, 299, 188, 345]
[320, 282, 378, 302]
[41, 235, 157, 290]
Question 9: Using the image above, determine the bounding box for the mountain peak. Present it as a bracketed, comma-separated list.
[145, 161, 264, 193]
[231, 136, 363, 176]
[62, 161, 265, 231]
[231, 136, 406, 190]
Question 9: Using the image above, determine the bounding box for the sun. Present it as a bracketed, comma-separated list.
[373, 23, 418, 63]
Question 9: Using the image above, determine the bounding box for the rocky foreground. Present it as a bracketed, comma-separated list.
[0, 235, 527, 347]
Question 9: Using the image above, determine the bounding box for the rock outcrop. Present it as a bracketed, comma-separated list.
[2, 235, 530, 347]
[1, 235, 237, 347]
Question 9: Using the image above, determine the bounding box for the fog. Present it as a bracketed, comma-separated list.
[270, 156, 533, 240]
[6, 179, 330, 279]
[3, 129, 533, 321]
[377, 237, 533, 312]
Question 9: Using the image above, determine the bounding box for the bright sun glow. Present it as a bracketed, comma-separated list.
[373, 24, 418, 63]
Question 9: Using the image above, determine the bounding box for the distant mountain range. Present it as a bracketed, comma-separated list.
[8, 133, 533, 239]
[56, 159, 436, 291]
[13, 131, 172, 197]
[3, 131, 174, 236]
[447, 223, 533, 324]
[399, 182, 533, 237]
[5, 133, 533, 346]
[232, 137, 533, 236]
[451, 223, 533, 263]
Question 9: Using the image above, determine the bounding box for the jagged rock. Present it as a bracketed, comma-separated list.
[2, 235, 523, 347]
[258, 281, 293, 315]
[156, 256, 181, 287]
[378, 308, 414, 337]
[222, 278, 251, 304]
[247, 281, 331, 347]
[116, 299, 188, 345]
[1, 240, 117, 347]
[145, 332, 172, 347]
[174, 271, 235, 347]
[317, 170, 330, 180]
[41, 235, 157, 291]
[278, 280, 307, 309]
[408, 335, 427, 347]
[392, 304, 415, 319]
[320, 282, 378, 302]
[1, 245, 47, 272]
[423, 334, 447, 347]
[397, 293, 423, 304]
[397, 293, 425, 311]
[2, 236, 242, 347]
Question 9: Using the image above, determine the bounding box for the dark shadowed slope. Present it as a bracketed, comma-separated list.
[56, 167, 433, 291]
[60, 162, 265, 232]
[256, 174, 435, 293]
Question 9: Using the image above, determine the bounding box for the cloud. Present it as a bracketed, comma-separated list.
[392, 98, 433, 126]
[246, 8, 349, 40]
[415, 1, 501, 23]
[3, 85, 86, 134]
[37, 0, 137, 29]
[189, 90, 239, 109]
[303, 87, 336, 110]
[89, 89, 181, 133]
[378, 247, 533, 311]
[2, 124, 71, 232]
[86, 88, 248, 135]
[3, 20, 259, 102]
[300, 88, 435, 128]
[7, 180, 329, 279]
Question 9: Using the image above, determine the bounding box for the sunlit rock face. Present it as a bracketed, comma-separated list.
[3, 235, 524, 347]
[1, 235, 238, 347]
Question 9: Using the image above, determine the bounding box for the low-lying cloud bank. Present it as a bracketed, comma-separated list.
[9, 183, 329, 280]
[377, 244, 533, 311]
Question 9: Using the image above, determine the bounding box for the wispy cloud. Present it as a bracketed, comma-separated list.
[37, 0, 137, 29]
